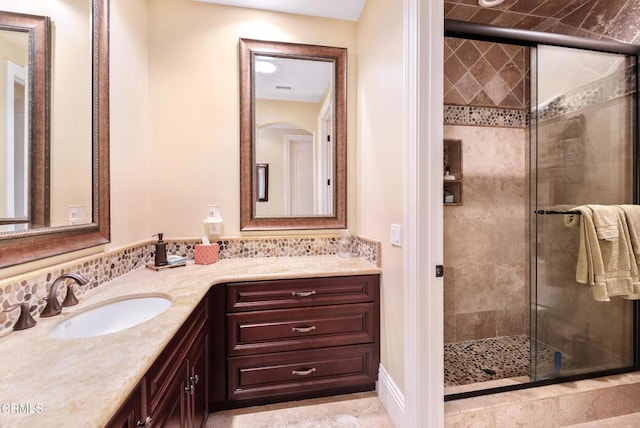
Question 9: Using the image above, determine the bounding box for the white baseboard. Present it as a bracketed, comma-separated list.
[377, 364, 405, 427]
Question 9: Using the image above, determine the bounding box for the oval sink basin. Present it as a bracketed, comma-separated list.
[49, 295, 172, 339]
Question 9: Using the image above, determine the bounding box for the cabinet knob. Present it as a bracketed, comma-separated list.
[291, 367, 317, 376]
[136, 416, 152, 427]
[185, 384, 194, 395]
[189, 374, 199, 385]
[291, 290, 316, 297]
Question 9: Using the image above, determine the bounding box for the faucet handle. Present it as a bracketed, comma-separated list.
[3, 303, 37, 331]
[40, 295, 62, 318]
[61, 285, 79, 307]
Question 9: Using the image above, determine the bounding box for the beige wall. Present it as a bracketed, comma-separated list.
[255, 98, 318, 217]
[255, 127, 311, 217]
[146, 0, 357, 237]
[256, 98, 320, 134]
[108, 0, 151, 248]
[357, 0, 405, 391]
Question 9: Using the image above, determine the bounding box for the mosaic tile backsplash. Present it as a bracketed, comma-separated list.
[0, 235, 380, 333]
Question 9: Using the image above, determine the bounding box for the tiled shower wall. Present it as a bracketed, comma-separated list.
[444, 37, 529, 343]
[443, 125, 527, 343]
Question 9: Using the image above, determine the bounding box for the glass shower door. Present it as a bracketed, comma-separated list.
[530, 44, 636, 381]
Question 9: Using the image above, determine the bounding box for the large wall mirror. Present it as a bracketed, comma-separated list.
[0, 0, 109, 268]
[239, 39, 347, 230]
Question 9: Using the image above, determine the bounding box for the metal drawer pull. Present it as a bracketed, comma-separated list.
[136, 416, 152, 427]
[292, 325, 317, 333]
[291, 290, 316, 297]
[292, 367, 317, 376]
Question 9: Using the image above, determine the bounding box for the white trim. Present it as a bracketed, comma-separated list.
[377, 364, 405, 427]
[403, 0, 445, 427]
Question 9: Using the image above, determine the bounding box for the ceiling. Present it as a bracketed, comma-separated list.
[255, 56, 332, 102]
[444, 0, 640, 44]
[194, 0, 367, 22]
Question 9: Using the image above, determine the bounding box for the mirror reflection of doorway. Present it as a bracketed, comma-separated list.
[2, 59, 28, 232]
[284, 134, 314, 216]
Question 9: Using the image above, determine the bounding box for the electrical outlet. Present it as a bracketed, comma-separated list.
[390, 224, 402, 247]
[68, 205, 83, 224]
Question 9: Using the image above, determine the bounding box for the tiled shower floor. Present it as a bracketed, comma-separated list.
[444, 335, 564, 387]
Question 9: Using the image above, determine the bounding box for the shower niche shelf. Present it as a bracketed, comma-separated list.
[444, 139, 463, 206]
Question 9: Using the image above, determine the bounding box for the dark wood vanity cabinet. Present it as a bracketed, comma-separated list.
[224, 275, 380, 404]
[108, 273, 380, 425]
[147, 298, 209, 428]
[106, 296, 209, 428]
[107, 384, 143, 428]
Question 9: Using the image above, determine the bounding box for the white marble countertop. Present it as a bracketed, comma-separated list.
[0, 256, 380, 427]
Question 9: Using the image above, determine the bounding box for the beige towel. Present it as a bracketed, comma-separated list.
[618, 204, 640, 265]
[573, 205, 640, 301]
[590, 204, 619, 241]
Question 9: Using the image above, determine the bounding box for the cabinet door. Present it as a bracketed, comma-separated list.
[106, 385, 142, 428]
[187, 330, 209, 428]
[150, 362, 189, 428]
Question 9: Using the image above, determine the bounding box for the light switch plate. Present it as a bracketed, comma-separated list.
[390, 224, 402, 247]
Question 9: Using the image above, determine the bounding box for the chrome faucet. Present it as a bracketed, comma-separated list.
[40, 273, 89, 317]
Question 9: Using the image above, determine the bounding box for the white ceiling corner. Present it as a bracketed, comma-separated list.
[194, 0, 367, 22]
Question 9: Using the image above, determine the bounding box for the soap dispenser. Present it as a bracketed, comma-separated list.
[154, 233, 168, 267]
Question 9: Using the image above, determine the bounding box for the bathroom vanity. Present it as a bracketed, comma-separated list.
[107, 272, 379, 427]
[0, 256, 379, 428]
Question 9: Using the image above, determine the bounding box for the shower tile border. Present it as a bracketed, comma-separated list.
[445, 62, 635, 128]
[444, 105, 527, 128]
[535, 62, 636, 122]
[0, 234, 380, 333]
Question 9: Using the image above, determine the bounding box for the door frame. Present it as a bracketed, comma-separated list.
[403, 0, 444, 426]
[283, 133, 314, 216]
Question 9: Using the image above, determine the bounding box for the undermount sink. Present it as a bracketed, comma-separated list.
[49, 295, 172, 339]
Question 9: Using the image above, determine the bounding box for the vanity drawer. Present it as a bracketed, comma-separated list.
[226, 275, 378, 312]
[227, 344, 377, 401]
[227, 303, 376, 356]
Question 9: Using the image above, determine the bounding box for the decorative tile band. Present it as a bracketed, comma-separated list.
[535, 63, 636, 122]
[0, 234, 380, 333]
[444, 105, 527, 128]
[446, 63, 635, 128]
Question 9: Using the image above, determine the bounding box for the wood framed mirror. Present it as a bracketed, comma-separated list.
[239, 38, 347, 230]
[0, 0, 110, 268]
[0, 12, 49, 231]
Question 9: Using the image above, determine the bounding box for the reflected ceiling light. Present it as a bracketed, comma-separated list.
[478, 0, 505, 7]
[255, 60, 278, 74]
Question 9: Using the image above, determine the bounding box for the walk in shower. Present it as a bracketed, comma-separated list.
[443, 21, 639, 398]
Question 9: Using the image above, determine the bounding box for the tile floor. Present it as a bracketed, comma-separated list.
[207, 392, 394, 428]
